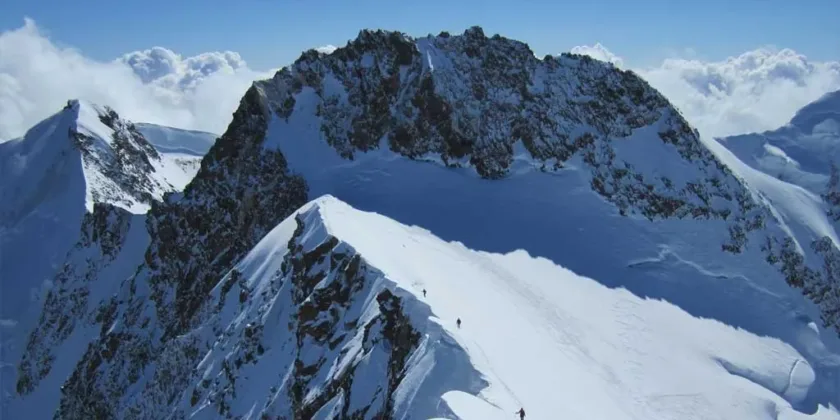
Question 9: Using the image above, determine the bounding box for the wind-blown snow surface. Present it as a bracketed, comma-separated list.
[718, 90, 840, 194]
[0, 100, 204, 416]
[184, 195, 840, 419]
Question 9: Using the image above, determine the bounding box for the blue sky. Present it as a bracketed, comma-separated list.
[2, 0, 838, 70]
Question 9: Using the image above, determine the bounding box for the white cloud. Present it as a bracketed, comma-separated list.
[315, 45, 338, 54]
[119, 47, 247, 89]
[0, 19, 273, 141]
[570, 43, 624, 68]
[570, 43, 840, 138]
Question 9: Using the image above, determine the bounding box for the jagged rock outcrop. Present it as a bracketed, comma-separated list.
[70, 104, 161, 206]
[182, 211, 424, 419]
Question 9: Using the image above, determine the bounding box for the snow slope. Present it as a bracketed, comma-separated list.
[0, 100, 204, 417]
[717, 90, 840, 194]
[175, 195, 840, 419]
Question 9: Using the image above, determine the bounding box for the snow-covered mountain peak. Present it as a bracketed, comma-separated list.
[43, 194, 838, 419]
[0, 101, 209, 418]
[67, 99, 198, 212]
[1, 99, 200, 216]
[261, 25, 684, 178]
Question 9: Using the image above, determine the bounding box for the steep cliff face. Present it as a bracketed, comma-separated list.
[15, 27, 840, 418]
[17, 203, 135, 396]
[0, 99, 203, 314]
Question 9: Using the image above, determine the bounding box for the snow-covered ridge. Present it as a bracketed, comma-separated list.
[65, 195, 840, 418]
[262, 195, 837, 419]
[64, 99, 201, 213]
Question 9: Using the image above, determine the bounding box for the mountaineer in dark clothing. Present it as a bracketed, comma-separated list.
[516, 407, 525, 419]
[456, 318, 461, 328]
[422, 289, 427, 297]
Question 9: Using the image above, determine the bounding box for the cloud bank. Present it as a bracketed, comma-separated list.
[570, 44, 840, 138]
[0, 19, 273, 140]
[118, 47, 247, 89]
[570, 43, 625, 68]
[315, 45, 338, 54]
[2, 17, 838, 142]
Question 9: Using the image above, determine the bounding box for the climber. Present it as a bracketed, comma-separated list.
[456, 318, 461, 328]
[516, 407, 525, 419]
[422, 288, 427, 297]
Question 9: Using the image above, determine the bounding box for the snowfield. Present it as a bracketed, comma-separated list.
[196, 195, 840, 419]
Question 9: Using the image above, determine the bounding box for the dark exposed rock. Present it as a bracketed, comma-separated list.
[279, 217, 422, 420]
